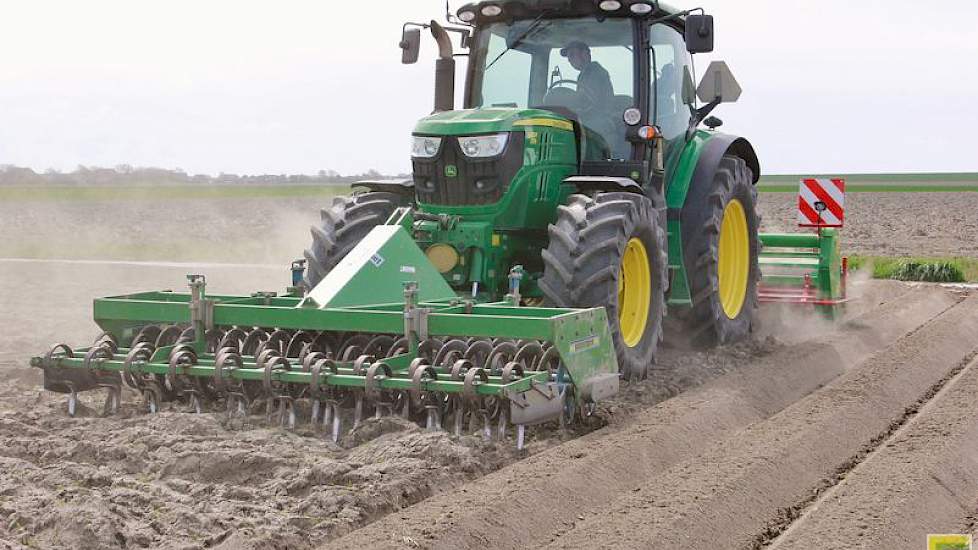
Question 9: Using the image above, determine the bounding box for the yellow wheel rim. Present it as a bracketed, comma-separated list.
[618, 238, 651, 348]
[718, 199, 750, 319]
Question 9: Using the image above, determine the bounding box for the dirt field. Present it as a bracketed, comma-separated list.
[2, 191, 978, 549]
[2, 190, 977, 262]
[758, 192, 978, 257]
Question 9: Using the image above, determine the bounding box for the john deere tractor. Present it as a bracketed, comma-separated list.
[303, 0, 760, 380]
[38, 0, 816, 445]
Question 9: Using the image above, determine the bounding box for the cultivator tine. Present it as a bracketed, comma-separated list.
[330, 403, 342, 443]
[516, 424, 526, 451]
[143, 388, 160, 414]
[353, 395, 364, 430]
[276, 397, 296, 430]
[311, 399, 322, 424]
[67, 383, 78, 417]
[102, 385, 121, 416]
[187, 391, 202, 414]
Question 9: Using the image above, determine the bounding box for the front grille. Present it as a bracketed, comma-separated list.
[413, 132, 524, 206]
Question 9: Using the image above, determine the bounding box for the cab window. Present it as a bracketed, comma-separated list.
[650, 23, 695, 141]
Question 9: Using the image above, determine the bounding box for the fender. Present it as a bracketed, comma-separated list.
[353, 179, 416, 199]
[666, 132, 760, 216]
[662, 131, 760, 307]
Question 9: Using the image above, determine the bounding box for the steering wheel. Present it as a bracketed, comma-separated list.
[548, 79, 578, 91]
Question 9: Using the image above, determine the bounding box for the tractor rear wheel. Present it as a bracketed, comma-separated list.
[681, 156, 761, 346]
[540, 192, 668, 380]
[303, 191, 410, 289]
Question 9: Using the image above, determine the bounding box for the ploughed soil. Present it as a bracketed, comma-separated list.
[758, 191, 978, 257]
[0, 256, 944, 550]
[2, 191, 977, 549]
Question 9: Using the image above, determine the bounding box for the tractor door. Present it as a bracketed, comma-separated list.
[650, 23, 696, 173]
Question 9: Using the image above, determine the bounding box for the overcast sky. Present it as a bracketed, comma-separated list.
[1, 0, 976, 176]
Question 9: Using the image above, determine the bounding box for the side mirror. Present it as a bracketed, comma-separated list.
[400, 27, 421, 64]
[685, 14, 714, 54]
[696, 61, 742, 104]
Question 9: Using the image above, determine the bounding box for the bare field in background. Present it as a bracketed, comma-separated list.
[0, 187, 975, 263]
[757, 192, 978, 258]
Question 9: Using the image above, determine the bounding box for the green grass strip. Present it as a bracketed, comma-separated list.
[848, 256, 978, 283]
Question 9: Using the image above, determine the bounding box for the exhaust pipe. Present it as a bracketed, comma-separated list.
[430, 20, 455, 113]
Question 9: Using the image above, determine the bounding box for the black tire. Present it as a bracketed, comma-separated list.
[680, 155, 761, 346]
[303, 192, 410, 289]
[540, 192, 668, 380]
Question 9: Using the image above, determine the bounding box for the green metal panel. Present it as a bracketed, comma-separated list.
[758, 233, 821, 248]
[300, 226, 456, 309]
[664, 130, 712, 211]
[413, 107, 571, 136]
[59, 282, 621, 405]
[666, 219, 691, 306]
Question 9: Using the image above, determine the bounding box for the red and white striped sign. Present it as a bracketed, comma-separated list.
[798, 178, 845, 227]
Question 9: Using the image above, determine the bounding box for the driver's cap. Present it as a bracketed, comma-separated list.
[559, 40, 589, 57]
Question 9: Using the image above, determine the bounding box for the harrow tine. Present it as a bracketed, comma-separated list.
[67, 383, 78, 417]
[482, 411, 492, 441]
[187, 392, 202, 414]
[277, 398, 296, 430]
[452, 407, 465, 437]
[425, 404, 441, 431]
[102, 385, 121, 416]
[143, 389, 159, 414]
[330, 403, 341, 443]
[311, 399, 321, 425]
[353, 395, 364, 430]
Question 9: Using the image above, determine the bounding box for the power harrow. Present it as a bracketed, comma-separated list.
[33, 222, 619, 449]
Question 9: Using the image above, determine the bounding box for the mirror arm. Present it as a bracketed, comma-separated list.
[648, 7, 704, 27]
[684, 97, 721, 142]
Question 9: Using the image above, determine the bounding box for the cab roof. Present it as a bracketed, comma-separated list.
[457, 0, 685, 25]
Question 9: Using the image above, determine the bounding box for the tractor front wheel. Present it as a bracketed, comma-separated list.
[303, 191, 410, 289]
[540, 192, 668, 380]
[681, 156, 761, 346]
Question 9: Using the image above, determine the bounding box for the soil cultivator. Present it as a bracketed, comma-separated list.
[34, 223, 618, 449]
[32, 1, 848, 445]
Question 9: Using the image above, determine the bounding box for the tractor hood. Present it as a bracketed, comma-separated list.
[413, 107, 573, 136]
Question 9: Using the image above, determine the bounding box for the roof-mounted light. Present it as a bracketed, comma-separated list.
[599, 0, 622, 11]
[458, 9, 476, 22]
[630, 2, 654, 14]
[481, 4, 503, 17]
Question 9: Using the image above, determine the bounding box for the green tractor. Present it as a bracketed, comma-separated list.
[303, 0, 760, 380]
[33, 1, 845, 444]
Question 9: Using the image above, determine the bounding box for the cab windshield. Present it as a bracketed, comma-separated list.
[467, 17, 635, 159]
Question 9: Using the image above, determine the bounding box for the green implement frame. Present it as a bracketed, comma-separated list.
[32, 226, 620, 447]
[757, 228, 847, 316]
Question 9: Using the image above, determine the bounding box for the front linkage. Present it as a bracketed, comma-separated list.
[32, 271, 618, 450]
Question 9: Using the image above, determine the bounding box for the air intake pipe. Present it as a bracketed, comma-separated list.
[431, 20, 455, 113]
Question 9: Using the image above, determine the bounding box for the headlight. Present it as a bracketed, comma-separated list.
[458, 133, 509, 158]
[411, 136, 442, 158]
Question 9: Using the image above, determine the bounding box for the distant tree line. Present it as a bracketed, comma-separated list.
[0, 165, 410, 186]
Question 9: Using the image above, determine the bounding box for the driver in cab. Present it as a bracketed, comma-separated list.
[560, 40, 614, 112]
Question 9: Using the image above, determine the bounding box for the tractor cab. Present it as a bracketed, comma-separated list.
[402, 0, 729, 188]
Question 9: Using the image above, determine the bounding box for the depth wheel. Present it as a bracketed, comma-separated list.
[540, 192, 668, 380]
[681, 155, 761, 346]
[303, 191, 411, 288]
